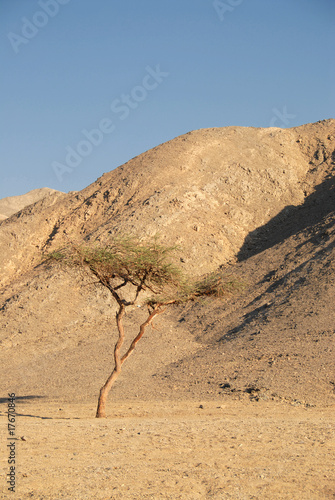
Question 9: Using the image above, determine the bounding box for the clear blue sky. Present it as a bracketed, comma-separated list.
[1, 0, 334, 199]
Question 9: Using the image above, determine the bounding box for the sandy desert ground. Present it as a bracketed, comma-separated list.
[1, 398, 334, 500]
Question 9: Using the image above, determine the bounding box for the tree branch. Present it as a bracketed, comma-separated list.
[114, 303, 126, 370]
[114, 278, 128, 290]
[120, 305, 166, 364]
[132, 270, 148, 304]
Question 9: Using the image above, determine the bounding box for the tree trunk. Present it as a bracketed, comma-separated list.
[96, 369, 121, 418]
[95, 303, 165, 418]
[96, 303, 125, 418]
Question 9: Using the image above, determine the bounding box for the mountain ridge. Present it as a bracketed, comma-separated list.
[1, 119, 334, 289]
[0, 187, 63, 220]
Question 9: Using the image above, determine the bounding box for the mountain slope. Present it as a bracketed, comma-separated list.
[0, 186, 334, 406]
[0, 119, 334, 407]
[0, 120, 334, 289]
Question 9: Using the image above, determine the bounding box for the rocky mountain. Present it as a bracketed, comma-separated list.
[0, 187, 62, 221]
[1, 120, 334, 289]
[0, 119, 334, 408]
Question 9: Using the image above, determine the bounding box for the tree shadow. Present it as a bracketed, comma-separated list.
[237, 170, 335, 261]
[11, 413, 54, 420]
[0, 395, 80, 419]
[0, 395, 52, 419]
[0, 395, 45, 404]
[13, 413, 78, 420]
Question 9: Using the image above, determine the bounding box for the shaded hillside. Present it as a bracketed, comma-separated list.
[0, 120, 334, 289]
[238, 164, 335, 259]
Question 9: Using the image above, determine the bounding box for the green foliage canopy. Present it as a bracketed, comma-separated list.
[46, 237, 241, 305]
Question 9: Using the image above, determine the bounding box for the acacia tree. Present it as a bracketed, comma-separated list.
[47, 238, 189, 417]
[46, 237, 239, 418]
